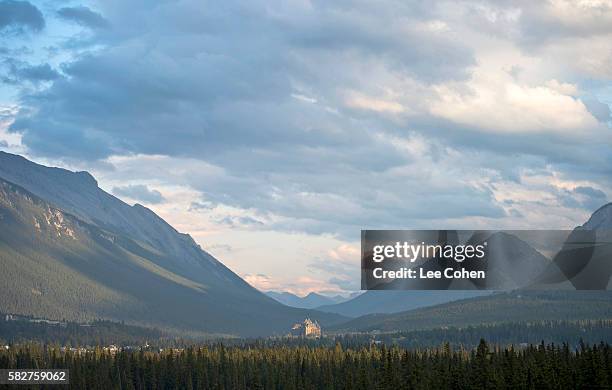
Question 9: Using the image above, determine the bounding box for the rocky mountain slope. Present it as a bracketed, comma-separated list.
[0, 152, 344, 336]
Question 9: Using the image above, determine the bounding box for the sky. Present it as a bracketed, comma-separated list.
[1, 0, 611, 296]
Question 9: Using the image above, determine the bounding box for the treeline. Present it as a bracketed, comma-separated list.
[176, 320, 612, 351]
[358, 320, 612, 350]
[0, 340, 610, 389]
[0, 317, 164, 347]
[2, 317, 611, 351]
[252, 320, 612, 350]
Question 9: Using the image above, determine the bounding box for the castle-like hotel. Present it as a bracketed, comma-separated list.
[290, 318, 322, 338]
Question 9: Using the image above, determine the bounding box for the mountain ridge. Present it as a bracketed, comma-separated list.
[265, 291, 354, 309]
[0, 153, 346, 336]
[0, 152, 251, 292]
[583, 202, 612, 230]
[316, 290, 487, 317]
[329, 205, 612, 330]
[329, 290, 612, 333]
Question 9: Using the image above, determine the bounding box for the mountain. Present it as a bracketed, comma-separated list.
[0, 152, 345, 336]
[463, 231, 550, 289]
[265, 291, 354, 309]
[583, 203, 612, 230]
[532, 202, 612, 290]
[579, 203, 612, 289]
[316, 290, 487, 318]
[576, 202, 611, 289]
[322, 231, 549, 318]
[330, 205, 612, 331]
[329, 290, 612, 333]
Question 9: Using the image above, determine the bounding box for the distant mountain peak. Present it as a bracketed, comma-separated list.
[582, 202, 612, 230]
[265, 291, 350, 309]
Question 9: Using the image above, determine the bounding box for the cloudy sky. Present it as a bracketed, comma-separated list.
[1, 0, 611, 296]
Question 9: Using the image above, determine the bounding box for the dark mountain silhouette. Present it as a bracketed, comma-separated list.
[583, 203, 612, 230]
[534, 203, 612, 290]
[464, 231, 550, 289]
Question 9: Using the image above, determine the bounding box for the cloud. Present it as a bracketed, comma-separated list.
[57, 6, 109, 29]
[559, 185, 608, 211]
[2, 60, 60, 84]
[13, 63, 59, 81]
[309, 244, 360, 291]
[430, 76, 601, 135]
[345, 91, 406, 114]
[218, 215, 265, 229]
[328, 276, 359, 292]
[0, 0, 44, 33]
[4, 0, 612, 241]
[242, 273, 280, 292]
[188, 200, 215, 211]
[8, 1, 475, 158]
[5, 0, 612, 294]
[260, 275, 346, 296]
[204, 243, 232, 253]
[112, 184, 165, 204]
[583, 98, 612, 122]
[519, 1, 612, 44]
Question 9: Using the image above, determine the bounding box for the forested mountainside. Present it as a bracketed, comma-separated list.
[0, 153, 345, 336]
[330, 291, 612, 333]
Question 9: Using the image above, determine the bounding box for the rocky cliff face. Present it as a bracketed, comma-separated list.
[0, 151, 255, 292]
[0, 153, 207, 260]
